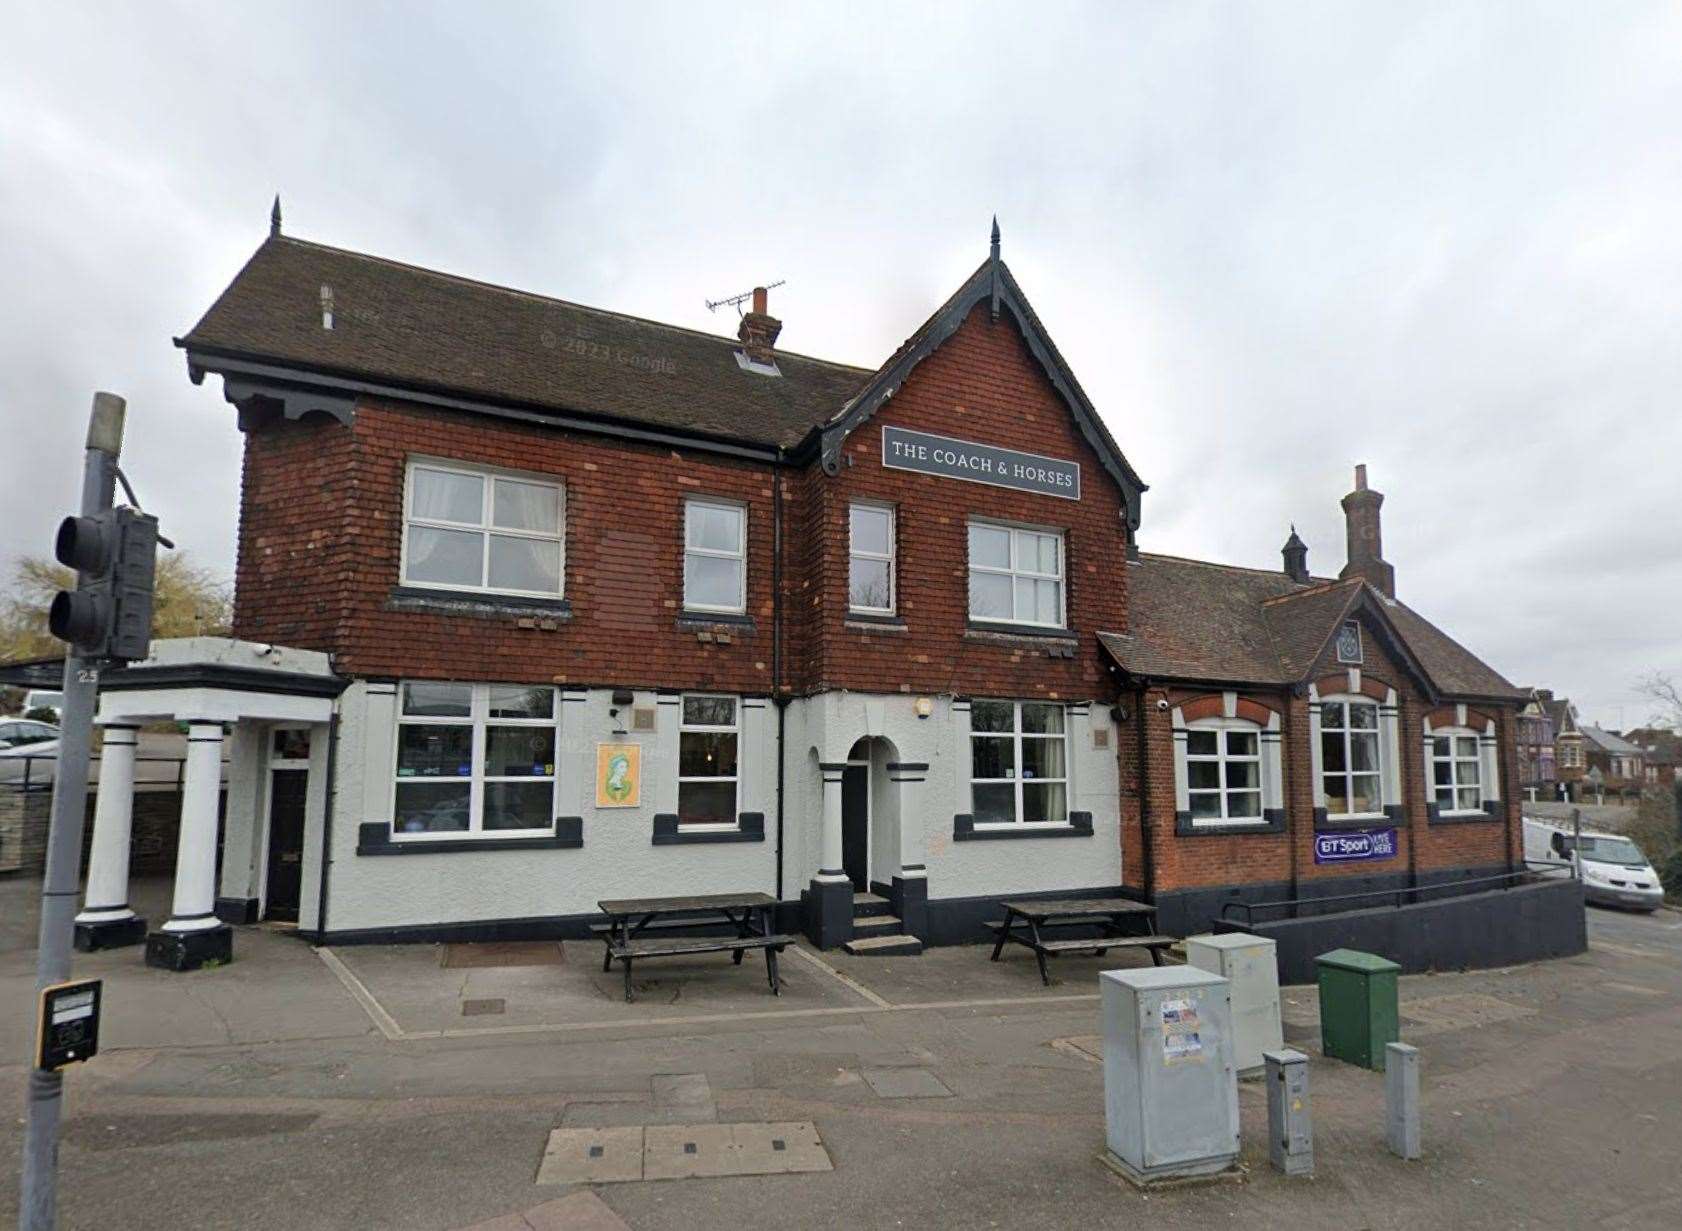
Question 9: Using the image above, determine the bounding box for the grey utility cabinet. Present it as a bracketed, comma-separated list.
[1101, 966, 1239, 1184]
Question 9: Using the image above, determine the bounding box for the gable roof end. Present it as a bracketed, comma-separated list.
[818, 246, 1147, 530]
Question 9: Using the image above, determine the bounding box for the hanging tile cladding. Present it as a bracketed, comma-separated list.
[236, 399, 778, 691]
[806, 302, 1130, 700]
[1118, 612, 1518, 895]
[233, 414, 356, 652]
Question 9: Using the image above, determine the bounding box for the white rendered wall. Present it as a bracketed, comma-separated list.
[323, 682, 779, 934]
[784, 692, 1123, 902]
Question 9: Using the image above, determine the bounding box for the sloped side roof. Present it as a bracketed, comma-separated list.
[1097, 556, 1305, 685]
[179, 236, 872, 449]
[1099, 554, 1524, 702]
[1580, 725, 1643, 755]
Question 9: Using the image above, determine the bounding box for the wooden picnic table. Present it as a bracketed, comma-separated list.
[596, 892, 789, 1002]
[988, 898, 1176, 986]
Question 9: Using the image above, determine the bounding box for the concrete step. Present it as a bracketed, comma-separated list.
[851, 892, 893, 918]
[842, 934, 925, 957]
[851, 914, 903, 935]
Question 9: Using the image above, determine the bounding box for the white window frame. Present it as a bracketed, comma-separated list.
[1430, 727, 1485, 815]
[682, 498, 747, 615]
[847, 501, 897, 615]
[391, 682, 557, 841]
[1183, 718, 1266, 826]
[970, 700, 1071, 827]
[967, 520, 1066, 629]
[400, 459, 565, 599]
[677, 694, 740, 829]
[1320, 695, 1386, 820]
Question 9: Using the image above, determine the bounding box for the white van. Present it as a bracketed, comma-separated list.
[1523, 817, 1665, 911]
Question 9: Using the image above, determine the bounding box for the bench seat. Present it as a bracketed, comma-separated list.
[1035, 935, 1177, 954]
[601, 932, 794, 1002]
[607, 934, 792, 959]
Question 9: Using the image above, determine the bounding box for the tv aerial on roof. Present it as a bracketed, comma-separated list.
[705, 280, 784, 316]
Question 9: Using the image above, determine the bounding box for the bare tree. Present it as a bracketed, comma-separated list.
[1634, 671, 1682, 731]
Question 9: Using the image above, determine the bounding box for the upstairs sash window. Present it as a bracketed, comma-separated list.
[403, 462, 563, 597]
[968, 523, 1065, 627]
[683, 500, 746, 614]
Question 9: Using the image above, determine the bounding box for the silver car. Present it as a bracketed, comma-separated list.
[0, 720, 62, 786]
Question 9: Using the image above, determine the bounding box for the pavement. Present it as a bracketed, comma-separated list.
[3, 874, 1681, 1230]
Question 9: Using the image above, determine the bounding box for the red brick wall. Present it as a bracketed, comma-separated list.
[232, 302, 1136, 705]
[1119, 609, 1520, 897]
[809, 303, 1129, 701]
[232, 414, 355, 651]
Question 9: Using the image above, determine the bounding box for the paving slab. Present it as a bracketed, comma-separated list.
[861, 1067, 954, 1098]
[534, 1126, 645, 1185]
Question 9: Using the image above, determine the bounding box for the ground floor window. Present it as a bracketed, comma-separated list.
[1431, 731, 1484, 813]
[393, 682, 556, 838]
[971, 700, 1068, 824]
[1185, 722, 1263, 824]
[1321, 697, 1383, 817]
[678, 695, 738, 826]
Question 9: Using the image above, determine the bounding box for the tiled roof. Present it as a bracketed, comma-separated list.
[1099, 554, 1523, 701]
[1580, 725, 1644, 756]
[179, 236, 873, 450]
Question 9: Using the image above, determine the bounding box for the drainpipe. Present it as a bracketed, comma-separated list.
[772, 449, 785, 903]
[314, 711, 340, 943]
[1135, 681, 1154, 901]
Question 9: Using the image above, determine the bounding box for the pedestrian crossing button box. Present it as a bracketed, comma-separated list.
[37, 978, 102, 1070]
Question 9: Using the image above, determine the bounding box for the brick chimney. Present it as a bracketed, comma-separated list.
[1282, 526, 1309, 584]
[1339, 463, 1395, 598]
[737, 286, 782, 365]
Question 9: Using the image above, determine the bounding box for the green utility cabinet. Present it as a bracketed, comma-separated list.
[1315, 948, 1400, 1070]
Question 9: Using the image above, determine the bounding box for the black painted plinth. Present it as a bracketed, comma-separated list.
[891, 875, 930, 939]
[804, 877, 854, 949]
[145, 924, 234, 971]
[74, 915, 148, 952]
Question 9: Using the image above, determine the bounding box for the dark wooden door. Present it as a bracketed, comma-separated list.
[842, 763, 869, 893]
[264, 769, 307, 922]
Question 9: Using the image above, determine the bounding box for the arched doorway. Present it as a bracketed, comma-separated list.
[843, 736, 901, 893]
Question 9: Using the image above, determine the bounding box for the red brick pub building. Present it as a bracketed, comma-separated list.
[150, 216, 1577, 974]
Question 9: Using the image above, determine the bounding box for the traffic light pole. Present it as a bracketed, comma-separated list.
[20, 393, 125, 1231]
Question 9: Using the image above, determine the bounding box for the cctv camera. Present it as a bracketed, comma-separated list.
[1155, 698, 1170, 712]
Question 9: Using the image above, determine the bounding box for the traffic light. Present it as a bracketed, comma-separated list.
[48, 506, 158, 662]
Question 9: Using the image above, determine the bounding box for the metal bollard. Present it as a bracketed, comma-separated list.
[1385, 1042, 1421, 1159]
[1263, 1048, 1313, 1177]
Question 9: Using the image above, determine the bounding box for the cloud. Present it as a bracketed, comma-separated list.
[2, 1, 1677, 723]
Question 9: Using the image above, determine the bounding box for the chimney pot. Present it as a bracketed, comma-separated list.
[737, 287, 782, 365]
[1355, 463, 1368, 492]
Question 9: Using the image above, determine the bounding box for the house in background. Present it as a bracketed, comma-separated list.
[1578, 725, 1645, 801]
[1541, 693, 1587, 797]
[1625, 727, 1680, 789]
[1515, 688, 1557, 799]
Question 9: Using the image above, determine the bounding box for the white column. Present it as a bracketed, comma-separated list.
[816, 762, 848, 881]
[162, 721, 226, 933]
[75, 724, 140, 924]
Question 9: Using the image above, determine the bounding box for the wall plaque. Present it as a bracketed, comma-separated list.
[881, 426, 1080, 500]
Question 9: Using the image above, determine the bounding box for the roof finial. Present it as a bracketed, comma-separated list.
[990, 215, 1001, 261]
[270, 194, 282, 238]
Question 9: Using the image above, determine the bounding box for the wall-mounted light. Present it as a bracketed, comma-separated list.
[914, 697, 933, 719]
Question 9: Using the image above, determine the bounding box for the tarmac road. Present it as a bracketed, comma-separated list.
[2, 878, 1679, 1230]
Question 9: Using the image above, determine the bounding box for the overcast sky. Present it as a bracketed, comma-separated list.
[2, 2, 1678, 727]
